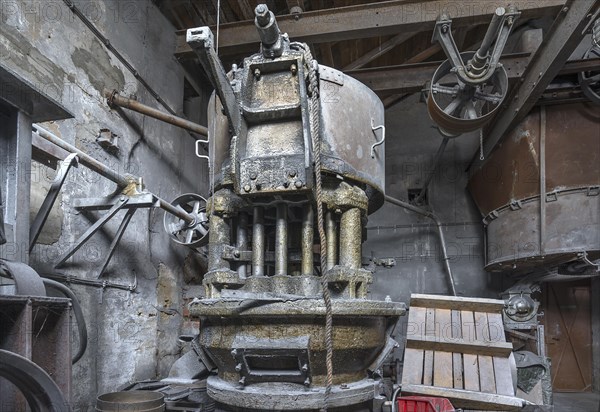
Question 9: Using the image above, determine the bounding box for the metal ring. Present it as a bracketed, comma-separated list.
[0, 349, 68, 412]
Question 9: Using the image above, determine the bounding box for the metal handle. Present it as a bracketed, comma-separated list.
[370, 119, 385, 158]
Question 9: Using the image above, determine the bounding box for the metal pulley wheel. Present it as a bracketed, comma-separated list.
[578, 46, 600, 105]
[427, 51, 508, 137]
[163, 193, 209, 247]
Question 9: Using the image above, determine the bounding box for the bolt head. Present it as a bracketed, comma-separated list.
[250, 172, 257, 180]
[294, 180, 303, 189]
[254, 68, 261, 79]
[244, 184, 251, 192]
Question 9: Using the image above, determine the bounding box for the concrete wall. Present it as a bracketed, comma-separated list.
[1, 1, 208, 410]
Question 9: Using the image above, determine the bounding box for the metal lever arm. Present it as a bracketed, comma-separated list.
[187, 27, 242, 136]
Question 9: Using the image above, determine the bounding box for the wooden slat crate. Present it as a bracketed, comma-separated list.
[401, 294, 526, 411]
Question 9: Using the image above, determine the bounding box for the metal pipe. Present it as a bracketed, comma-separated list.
[103, 89, 208, 137]
[414, 136, 450, 205]
[252, 207, 265, 277]
[33, 124, 195, 225]
[301, 204, 314, 276]
[33, 124, 130, 187]
[384, 195, 457, 296]
[275, 204, 288, 276]
[339, 208, 362, 269]
[325, 211, 337, 270]
[539, 106, 546, 255]
[237, 213, 249, 279]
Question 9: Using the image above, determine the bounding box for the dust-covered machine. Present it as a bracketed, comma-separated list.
[173, 4, 405, 411]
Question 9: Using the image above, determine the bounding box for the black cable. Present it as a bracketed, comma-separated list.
[42, 278, 88, 364]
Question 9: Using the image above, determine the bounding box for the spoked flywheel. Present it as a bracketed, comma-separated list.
[427, 52, 508, 137]
[164, 193, 209, 247]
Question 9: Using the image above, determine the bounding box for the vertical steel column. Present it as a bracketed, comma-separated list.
[339, 208, 362, 269]
[301, 204, 314, 276]
[275, 204, 288, 276]
[208, 214, 231, 271]
[539, 106, 546, 256]
[325, 211, 337, 270]
[237, 212, 249, 279]
[252, 207, 265, 276]
[0, 110, 32, 263]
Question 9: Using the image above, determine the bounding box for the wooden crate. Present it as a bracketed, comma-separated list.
[401, 294, 525, 411]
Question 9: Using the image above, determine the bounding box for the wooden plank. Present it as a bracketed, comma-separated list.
[461, 310, 480, 391]
[489, 312, 515, 396]
[401, 384, 524, 411]
[422, 307, 435, 386]
[402, 306, 427, 385]
[433, 308, 453, 388]
[451, 309, 464, 389]
[474, 311, 496, 393]
[406, 335, 513, 357]
[410, 294, 505, 313]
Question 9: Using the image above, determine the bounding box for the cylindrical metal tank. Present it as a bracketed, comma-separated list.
[468, 103, 600, 273]
[96, 391, 165, 411]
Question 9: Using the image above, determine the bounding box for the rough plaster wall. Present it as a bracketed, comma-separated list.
[2, 1, 208, 410]
[365, 94, 504, 351]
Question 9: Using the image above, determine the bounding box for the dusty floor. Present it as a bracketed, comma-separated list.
[552, 392, 600, 412]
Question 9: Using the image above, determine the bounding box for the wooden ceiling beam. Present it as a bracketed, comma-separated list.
[343, 32, 418, 71]
[175, 0, 566, 58]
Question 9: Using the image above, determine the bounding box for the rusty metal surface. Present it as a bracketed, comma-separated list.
[320, 65, 385, 212]
[469, 103, 600, 216]
[484, 190, 600, 273]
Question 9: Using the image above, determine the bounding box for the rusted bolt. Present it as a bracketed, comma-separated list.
[340, 383, 348, 389]
[244, 184, 251, 192]
[254, 68, 261, 79]
[441, 24, 449, 33]
[290, 64, 297, 75]
[304, 378, 311, 387]
[562, 6, 569, 13]
[288, 169, 297, 177]
[234, 250, 240, 258]
[255, 183, 262, 190]
[238, 376, 246, 385]
[250, 172, 257, 180]
[235, 363, 242, 372]
[231, 349, 237, 357]
[294, 180, 303, 189]
[283, 182, 289, 188]
[301, 364, 308, 371]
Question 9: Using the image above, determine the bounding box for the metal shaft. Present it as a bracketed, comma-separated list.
[103, 89, 208, 136]
[339, 208, 362, 270]
[237, 213, 249, 279]
[301, 204, 314, 276]
[325, 211, 337, 270]
[252, 207, 265, 277]
[33, 124, 195, 224]
[477, 7, 506, 58]
[275, 204, 288, 276]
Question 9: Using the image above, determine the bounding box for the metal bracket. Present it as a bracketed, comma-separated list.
[29, 153, 79, 252]
[55, 197, 129, 268]
[433, 7, 520, 85]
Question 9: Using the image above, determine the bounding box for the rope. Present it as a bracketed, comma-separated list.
[295, 43, 334, 412]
